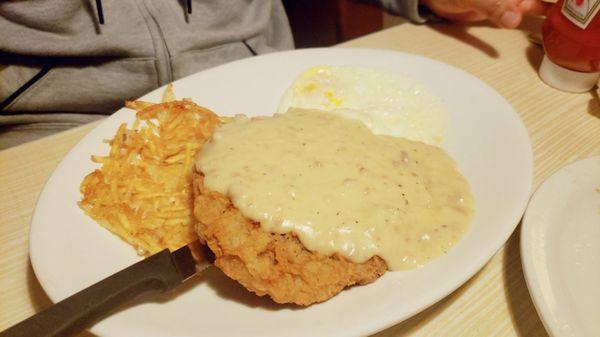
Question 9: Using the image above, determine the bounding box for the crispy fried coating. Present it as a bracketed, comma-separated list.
[193, 172, 387, 306]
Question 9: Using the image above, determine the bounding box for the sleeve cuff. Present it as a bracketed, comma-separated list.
[379, 0, 441, 24]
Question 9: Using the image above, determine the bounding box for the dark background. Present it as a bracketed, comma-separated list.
[282, 0, 386, 48]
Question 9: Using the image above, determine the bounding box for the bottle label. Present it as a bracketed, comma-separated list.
[562, 0, 600, 29]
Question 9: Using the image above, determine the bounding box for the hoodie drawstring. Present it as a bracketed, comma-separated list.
[95, 1, 191, 25]
[95, 0, 104, 24]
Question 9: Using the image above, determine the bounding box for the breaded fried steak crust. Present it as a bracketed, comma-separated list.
[192, 172, 387, 305]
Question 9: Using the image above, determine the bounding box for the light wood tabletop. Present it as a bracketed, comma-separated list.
[1, 17, 599, 337]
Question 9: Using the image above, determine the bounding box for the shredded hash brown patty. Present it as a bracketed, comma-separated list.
[80, 86, 221, 255]
[193, 172, 388, 305]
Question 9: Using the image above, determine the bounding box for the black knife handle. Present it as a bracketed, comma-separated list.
[1, 249, 183, 337]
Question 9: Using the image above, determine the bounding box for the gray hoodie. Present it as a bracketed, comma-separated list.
[0, 0, 421, 149]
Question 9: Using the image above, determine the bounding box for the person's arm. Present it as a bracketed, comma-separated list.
[376, 0, 549, 28]
[377, 0, 428, 23]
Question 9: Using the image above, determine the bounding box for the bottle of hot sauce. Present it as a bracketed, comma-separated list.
[539, 0, 600, 92]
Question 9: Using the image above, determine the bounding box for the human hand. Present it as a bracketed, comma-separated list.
[420, 0, 549, 28]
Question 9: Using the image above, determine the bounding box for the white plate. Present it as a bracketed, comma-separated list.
[30, 48, 533, 337]
[521, 156, 600, 337]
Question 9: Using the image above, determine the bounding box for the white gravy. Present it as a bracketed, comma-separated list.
[196, 109, 474, 270]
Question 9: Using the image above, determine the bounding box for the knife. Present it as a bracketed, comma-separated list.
[0, 241, 213, 337]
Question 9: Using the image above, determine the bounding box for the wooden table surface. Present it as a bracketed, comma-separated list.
[1, 18, 599, 337]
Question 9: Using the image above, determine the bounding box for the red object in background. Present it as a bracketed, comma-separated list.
[282, 0, 383, 48]
[337, 0, 383, 42]
[539, 0, 600, 92]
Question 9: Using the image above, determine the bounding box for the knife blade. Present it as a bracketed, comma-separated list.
[0, 240, 213, 337]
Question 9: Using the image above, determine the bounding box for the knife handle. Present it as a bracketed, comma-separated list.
[1, 249, 183, 337]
